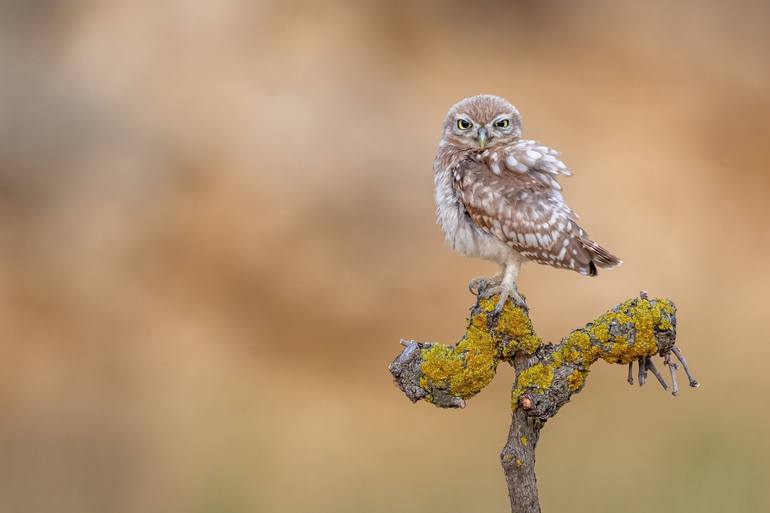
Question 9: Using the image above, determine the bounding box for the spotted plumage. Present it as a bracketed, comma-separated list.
[434, 94, 621, 312]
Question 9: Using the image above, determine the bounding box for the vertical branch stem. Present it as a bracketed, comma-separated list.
[500, 354, 542, 513]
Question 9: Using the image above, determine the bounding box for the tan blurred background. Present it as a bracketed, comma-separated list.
[2, 1, 769, 512]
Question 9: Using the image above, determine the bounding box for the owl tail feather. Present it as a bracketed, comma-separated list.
[580, 237, 622, 277]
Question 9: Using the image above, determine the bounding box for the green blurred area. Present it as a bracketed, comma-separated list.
[1, 1, 769, 512]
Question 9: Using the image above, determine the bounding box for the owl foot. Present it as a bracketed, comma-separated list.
[479, 283, 527, 315]
[468, 274, 502, 296]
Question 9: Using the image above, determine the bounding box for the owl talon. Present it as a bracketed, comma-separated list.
[508, 288, 527, 310]
[481, 284, 527, 316]
[494, 292, 527, 316]
[493, 292, 509, 316]
[468, 274, 502, 296]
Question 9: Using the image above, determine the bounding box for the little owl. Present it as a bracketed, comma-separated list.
[434, 94, 621, 313]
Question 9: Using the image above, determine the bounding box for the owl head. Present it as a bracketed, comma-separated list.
[441, 94, 522, 151]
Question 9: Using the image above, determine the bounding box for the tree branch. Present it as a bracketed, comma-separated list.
[388, 292, 697, 513]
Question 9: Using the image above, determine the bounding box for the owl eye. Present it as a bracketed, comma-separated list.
[457, 119, 472, 130]
[495, 119, 510, 129]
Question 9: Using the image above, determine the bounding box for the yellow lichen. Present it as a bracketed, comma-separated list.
[588, 298, 674, 365]
[419, 294, 675, 410]
[508, 297, 675, 410]
[510, 363, 554, 408]
[473, 298, 542, 358]
[419, 308, 499, 399]
[515, 458, 524, 468]
[567, 370, 586, 391]
[560, 330, 601, 367]
[588, 322, 610, 343]
[520, 435, 528, 446]
[492, 301, 542, 356]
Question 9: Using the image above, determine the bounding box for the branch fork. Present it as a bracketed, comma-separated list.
[388, 291, 698, 513]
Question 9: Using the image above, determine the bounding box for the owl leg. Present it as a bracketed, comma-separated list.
[480, 261, 526, 314]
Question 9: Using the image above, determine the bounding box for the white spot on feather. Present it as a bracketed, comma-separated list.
[526, 150, 542, 160]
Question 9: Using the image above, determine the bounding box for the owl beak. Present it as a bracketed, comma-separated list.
[477, 128, 489, 150]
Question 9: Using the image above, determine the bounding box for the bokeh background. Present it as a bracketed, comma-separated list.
[2, 1, 769, 512]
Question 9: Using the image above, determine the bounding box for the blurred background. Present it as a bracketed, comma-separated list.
[2, 1, 769, 512]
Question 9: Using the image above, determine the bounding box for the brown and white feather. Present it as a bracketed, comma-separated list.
[453, 156, 612, 276]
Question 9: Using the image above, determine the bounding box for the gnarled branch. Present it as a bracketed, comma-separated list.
[388, 292, 698, 513]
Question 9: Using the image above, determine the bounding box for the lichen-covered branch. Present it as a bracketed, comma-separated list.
[510, 294, 677, 420]
[390, 293, 682, 414]
[390, 297, 540, 408]
[388, 291, 698, 513]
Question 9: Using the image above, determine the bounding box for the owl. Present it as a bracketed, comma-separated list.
[434, 94, 621, 313]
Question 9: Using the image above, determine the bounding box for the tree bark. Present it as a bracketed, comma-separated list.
[388, 292, 698, 513]
[500, 353, 542, 513]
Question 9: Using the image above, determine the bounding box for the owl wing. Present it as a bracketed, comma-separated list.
[483, 139, 572, 180]
[454, 154, 619, 276]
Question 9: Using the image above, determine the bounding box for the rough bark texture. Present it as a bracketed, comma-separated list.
[388, 291, 697, 513]
[500, 352, 542, 513]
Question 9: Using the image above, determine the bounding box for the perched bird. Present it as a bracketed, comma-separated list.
[434, 94, 621, 313]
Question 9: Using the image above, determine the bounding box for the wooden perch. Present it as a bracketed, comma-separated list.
[388, 291, 698, 513]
